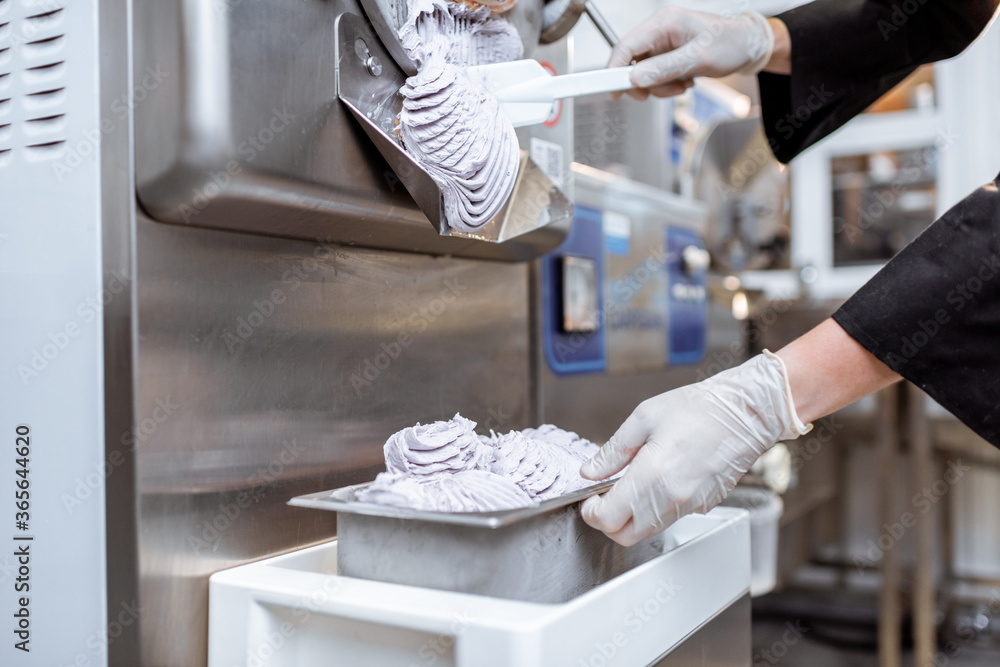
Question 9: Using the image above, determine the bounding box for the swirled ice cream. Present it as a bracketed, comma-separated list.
[397, 0, 523, 232]
[383, 413, 487, 476]
[488, 430, 596, 501]
[522, 424, 601, 461]
[357, 414, 602, 512]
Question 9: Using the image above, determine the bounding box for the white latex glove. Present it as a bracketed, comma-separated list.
[608, 7, 774, 100]
[580, 351, 811, 546]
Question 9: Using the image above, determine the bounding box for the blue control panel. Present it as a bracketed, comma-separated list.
[542, 209, 709, 375]
[667, 227, 708, 365]
[542, 206, 607, 375]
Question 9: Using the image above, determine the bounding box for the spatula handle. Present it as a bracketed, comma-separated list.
[546, 66, 635, 101]
[495, 66, 635, 104]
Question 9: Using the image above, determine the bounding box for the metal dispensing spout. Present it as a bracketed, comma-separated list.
[336, 13, 573, 246]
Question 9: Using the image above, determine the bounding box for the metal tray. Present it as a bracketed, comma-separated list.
[289, 477, 668, 604]
[289, 478, 616, 528]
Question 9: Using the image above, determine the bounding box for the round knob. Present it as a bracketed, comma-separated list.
[682, 245, 710, 274]
[366, 56, 383, 77]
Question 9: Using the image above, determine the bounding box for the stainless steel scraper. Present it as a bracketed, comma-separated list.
[467, 60, 635, 128]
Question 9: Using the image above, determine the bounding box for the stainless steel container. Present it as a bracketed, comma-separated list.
[291, 480, 668, 603]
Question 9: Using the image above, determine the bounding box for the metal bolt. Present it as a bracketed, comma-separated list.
[366, 56, 383, 77]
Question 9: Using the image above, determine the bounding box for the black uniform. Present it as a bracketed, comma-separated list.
[757, 0, 1000, 446]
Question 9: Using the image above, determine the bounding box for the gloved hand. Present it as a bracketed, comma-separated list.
[609, 7, 774, 100]
[580, 351, 811, 546]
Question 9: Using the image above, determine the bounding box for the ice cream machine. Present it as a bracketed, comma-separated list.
[1, 0, 733, 665]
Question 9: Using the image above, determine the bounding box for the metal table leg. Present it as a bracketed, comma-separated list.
[908, 383, 937, 667]
[878, 385, 902, 667]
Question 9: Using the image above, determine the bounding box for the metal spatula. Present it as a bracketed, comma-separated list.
[467, 60, 635, 127]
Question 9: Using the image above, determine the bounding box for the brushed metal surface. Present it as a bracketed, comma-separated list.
[336, 503, 667, 603]
[100, 0, 142, 663]
[134, 0, 570, 261]
[133, 213, 533, 666]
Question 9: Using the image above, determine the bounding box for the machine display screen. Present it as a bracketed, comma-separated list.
[561, 255, 600, 333]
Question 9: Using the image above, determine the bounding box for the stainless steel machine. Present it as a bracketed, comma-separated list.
[1, 1, 749, 665]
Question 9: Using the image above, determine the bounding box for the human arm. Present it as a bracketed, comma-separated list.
[607, 1, 997, 152]
[760, 0, 997, 161]
[583, 173, 1000, 546]
[777, 319, 900, 423]
[578, 320, 899, 547]
[763, 18, 790, 75]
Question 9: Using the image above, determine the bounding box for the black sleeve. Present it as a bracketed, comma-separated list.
[758, 0, 998, 163]
[832, 174, 1000, 447]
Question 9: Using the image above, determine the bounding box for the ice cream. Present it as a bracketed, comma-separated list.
[397, 0, 523, 232]
[356, 415, 603, 512]
[487, 430, 596, 500]
[399, 0, 523, 68]
[522, 424, 601, 461]
[398, 60, 520, 231]
[383, 413, 487, 476]
[358, 469, 532, 512]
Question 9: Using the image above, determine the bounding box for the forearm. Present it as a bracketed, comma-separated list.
[763, 18, 790, 75]
[776, 318, 901, 424]
[759, 1, 997, 163]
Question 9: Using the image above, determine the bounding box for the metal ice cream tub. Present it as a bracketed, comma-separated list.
[289, 480, 668, 604]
